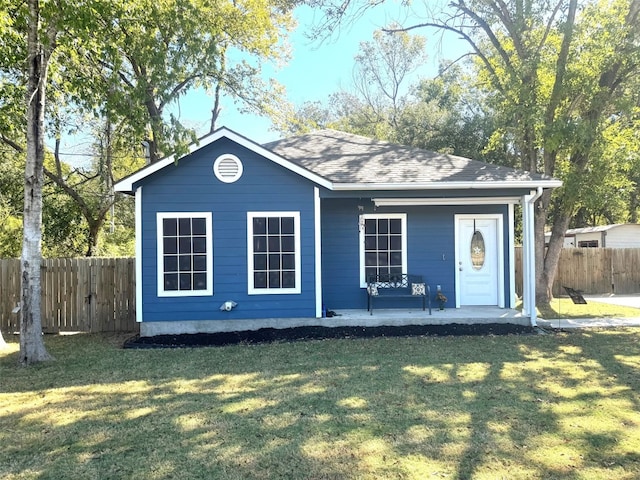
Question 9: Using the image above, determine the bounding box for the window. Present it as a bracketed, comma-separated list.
[248, 212, 301, 294]
[359, 214, 407, 287]
[157, 212, 213, 297]
[578, 240, 598, 248]
[470, 230, 486, 270]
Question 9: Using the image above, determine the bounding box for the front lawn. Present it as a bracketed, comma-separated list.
[537, 298, 640, 319]
[2, 330, 640, 479]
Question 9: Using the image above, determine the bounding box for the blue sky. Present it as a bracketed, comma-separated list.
[171, 2, 468, 144]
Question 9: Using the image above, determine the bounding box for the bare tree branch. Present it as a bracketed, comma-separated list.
[0, 135, 24, 153]
[383, 22, 508, 96]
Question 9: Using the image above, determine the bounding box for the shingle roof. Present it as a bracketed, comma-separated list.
[264, 129, 556, 187]
[565, 224, 639, 234]
[115, 126, 561, 195]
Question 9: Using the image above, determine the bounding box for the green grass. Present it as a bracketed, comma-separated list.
[537, 299, 640, 319]
[2, 331, 640, 479]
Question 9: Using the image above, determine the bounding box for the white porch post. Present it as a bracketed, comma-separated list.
[522, 188, 542, 327]
[508, 203, 516, 308]
[135, 186, 143, 323]
[314, 187, 323, 318]
[521, 193, 532, 319]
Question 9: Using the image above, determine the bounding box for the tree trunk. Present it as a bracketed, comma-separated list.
[210, 56, 225, 133]
[145, 94, 163, 163]
[630, 188, 639, 223]
[20, 0, 53, 364]
[210, 82, 222, 133]
[536, 202, 573, 306]
[48, 137, 114, 256]
[86, 219, 102, 257]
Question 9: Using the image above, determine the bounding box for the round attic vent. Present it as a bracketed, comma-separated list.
[213, 154, 243, 183]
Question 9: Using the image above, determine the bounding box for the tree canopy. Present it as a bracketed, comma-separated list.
[308, 0, 640, 303]
[0, 0, 300, 363]
[280, 28, 503, 166]
[66, 0, 296, 162]
[0, 0, 300, 259]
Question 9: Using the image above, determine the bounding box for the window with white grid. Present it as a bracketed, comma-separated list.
[359, 213, 407, 287]
[247, 212, 301, 294]
[157, 212, 212, 297]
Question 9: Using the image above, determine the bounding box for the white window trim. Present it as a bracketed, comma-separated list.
[157, 212, 213, 297]
[359, 213, 408, 288]
[247, 211, 301, 295]
[213, 153, 243, 183]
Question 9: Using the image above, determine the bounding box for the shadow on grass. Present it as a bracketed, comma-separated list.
[538, 298, 640, 319]
[1, 331, 640, 479]
[575, 331, 640, 466]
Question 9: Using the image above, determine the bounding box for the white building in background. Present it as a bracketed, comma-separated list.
[545, 224, 640, 248]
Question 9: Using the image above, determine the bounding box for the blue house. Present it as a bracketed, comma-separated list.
[114, 127, 560, 336]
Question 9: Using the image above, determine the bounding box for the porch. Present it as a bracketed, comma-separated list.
[323, 306, 530, 328]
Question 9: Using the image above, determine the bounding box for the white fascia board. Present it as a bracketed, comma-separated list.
[114, 130, 229, 193]
[222, 129, 332, 189]
[333, 180, 562, 191]
[114, 157, 173, 193]
[373, 197, 522, 207]
[114, 127, 333, 193]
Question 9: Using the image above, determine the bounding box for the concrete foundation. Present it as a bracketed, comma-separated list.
[139, 307, 531, 336]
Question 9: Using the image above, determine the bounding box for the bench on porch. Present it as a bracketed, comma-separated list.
[367, 273, 432, 315]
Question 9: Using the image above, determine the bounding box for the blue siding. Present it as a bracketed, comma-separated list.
[139, 138, 317, 322]
[321, 199, 511, 310]
[319, 199, 362, 308]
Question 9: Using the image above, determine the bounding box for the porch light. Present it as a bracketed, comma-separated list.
[220, 300, 238, 312]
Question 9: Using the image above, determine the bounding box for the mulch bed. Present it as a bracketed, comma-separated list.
[123, 323, 536, 349]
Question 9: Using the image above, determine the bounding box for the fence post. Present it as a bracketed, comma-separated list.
[89, 258, 98, 333]
[609, 249, 614, 293]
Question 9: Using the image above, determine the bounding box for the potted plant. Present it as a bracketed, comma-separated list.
[436, 291, 447, 310]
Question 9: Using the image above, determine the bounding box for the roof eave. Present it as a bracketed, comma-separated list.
[113, 127, 333, 194]
[331, 180, 563, 191]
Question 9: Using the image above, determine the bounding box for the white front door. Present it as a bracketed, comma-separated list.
[455, 215, 503, 306]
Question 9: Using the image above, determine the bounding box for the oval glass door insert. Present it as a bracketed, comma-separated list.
[470, 230, 485, 270]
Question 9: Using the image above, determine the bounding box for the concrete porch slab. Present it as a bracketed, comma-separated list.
[331, 306, 530, 327]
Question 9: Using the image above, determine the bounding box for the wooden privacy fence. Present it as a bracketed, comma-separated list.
[1, 249, 638, 333]
[0, 258, 137, 333]
[515, 247, 640, 297]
